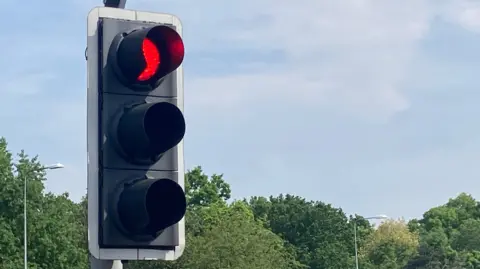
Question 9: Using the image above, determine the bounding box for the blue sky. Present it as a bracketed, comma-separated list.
[1, 0, 480, 220]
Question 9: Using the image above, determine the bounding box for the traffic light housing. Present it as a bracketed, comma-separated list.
[87, 7, 186, 260]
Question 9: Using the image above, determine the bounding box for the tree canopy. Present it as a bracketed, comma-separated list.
[0, 137, 479, 269]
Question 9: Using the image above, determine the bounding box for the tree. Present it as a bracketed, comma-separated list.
[249, 194, 355, 269]
[446, 193, 480, 221]
[407, 193, 480, 269]
[184, 202, 295, 269]
[360, 219, 419, 269]
[185, 166, 231, 208]
[420, 193, 480, 239]
[78, 196, 88, 250]
[452, 218, 480, 251]
[29, 192, 88, 269]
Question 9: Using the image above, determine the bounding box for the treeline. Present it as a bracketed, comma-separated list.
[0, 138, 479, 269]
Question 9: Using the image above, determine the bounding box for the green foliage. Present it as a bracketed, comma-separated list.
[249, 194, 357, 269]
[185, 166, 231, 208]
[360, 219, 419, 269]
[183, 202, 293, 269]
[407, 193, 480, 269]
[452, 218, 480, 251]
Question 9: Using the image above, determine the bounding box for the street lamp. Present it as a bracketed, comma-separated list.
[354, 214, 389, 269]
[43, 163, 65, 170]
[24, 163, 65, 269]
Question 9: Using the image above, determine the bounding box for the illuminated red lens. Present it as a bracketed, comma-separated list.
[167, 38, 185, 68]
[137, 38, 160, 81]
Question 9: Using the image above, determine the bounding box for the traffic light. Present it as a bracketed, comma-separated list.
[87, 7, 186, 260]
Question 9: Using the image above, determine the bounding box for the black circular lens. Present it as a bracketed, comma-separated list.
[144, 102, 186, 156]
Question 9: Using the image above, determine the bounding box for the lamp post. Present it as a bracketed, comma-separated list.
[24, 163, 64, 269]
[354, 214, 388, 269]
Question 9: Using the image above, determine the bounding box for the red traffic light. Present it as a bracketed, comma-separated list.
[137, 38, 160, 81]
[113, 25, 185, 87]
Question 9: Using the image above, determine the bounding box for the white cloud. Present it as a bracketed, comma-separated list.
[440, 0, 480, 33]
[176, 0, 433, 121]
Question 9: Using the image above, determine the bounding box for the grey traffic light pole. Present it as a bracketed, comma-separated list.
[24, 163, 64, 269]
[353, 215, 388, 269]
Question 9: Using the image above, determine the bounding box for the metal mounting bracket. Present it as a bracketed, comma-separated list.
[103, 0, 126, 9]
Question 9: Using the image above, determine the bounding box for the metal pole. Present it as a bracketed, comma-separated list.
[90, 256, 123, 269]
[23, 164, 64, 269]
[103, 0, 126, 8]
[354, 221, 359, 269]
[24, 175, 27, 269]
